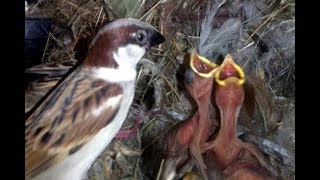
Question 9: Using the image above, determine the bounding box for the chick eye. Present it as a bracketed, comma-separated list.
[135, 30, 147, 44]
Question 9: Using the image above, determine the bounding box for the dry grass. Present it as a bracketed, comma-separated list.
[25, 0, 295, 179]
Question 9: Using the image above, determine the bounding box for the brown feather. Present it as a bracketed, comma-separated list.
[25, 65, 123, 178]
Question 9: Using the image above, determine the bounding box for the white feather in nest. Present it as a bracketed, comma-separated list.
[199, 18, 241, 61]
[197, 0, 242, 61]
[195, 0, 294, 89]
[235, 0, 295, 87]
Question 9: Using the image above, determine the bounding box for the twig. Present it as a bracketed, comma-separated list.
[95, 6, 104, 28]
[139, 0, 166, 21]
[156, 159, 165, 180]
[40, 27, 53, 62]
[162, 74, 182, 102]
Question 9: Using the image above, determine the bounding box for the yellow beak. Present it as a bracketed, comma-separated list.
[215, 54, 245, 86]
[189, 50, 218, 78]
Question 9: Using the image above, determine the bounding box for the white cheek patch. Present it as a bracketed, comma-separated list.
[92, 94, 123, 117]
[93, 44, 145, 82]
[114, 44, 146, 68]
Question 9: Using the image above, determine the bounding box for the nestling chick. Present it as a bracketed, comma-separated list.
[159, 50, 218, 180]
[202, 54, 278, 179]
[25, 18, 165, 180]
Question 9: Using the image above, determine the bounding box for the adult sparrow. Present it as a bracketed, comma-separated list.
[25, 18, 165, 180]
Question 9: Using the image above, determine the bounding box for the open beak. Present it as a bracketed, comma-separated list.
[189, 50, 218, 78]
[215, 54, 245, 86]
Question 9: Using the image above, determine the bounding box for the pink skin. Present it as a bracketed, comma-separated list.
[115, 115, 143, 139]
[202, 62, 277, 179]
[162, 72, 214, 180]
[161, 53, 218, 180]
[204, 79, 246, 169]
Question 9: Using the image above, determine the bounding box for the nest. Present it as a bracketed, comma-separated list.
[25, 0, 295, 179]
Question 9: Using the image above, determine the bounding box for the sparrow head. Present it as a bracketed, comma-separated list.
[85, 18, 165, 68]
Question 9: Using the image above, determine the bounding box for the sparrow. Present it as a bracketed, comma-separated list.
[25, 18, 165, 180]
[159, 50, 218, 180]
[201, 54, 277, 179]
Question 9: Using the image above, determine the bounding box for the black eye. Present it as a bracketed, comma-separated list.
[135, 30, 147, 44]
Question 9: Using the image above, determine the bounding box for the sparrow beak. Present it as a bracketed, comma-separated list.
[189, 50, 218, 78]
[148, 28, 165, 48]
[215, 54, 245, 86]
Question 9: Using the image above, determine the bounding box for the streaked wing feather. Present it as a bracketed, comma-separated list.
[25, 66, 123, 178]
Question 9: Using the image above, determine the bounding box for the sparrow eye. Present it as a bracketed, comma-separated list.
[135, 30, 147, 44]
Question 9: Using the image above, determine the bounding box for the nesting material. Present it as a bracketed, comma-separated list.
[25, 0, 295, 179]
